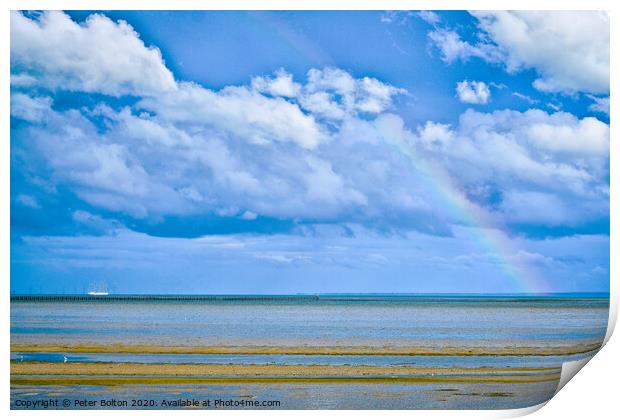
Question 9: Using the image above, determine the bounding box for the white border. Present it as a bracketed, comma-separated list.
[3, 1, 617, 419]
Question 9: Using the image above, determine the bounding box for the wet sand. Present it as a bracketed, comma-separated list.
[9, 340, 589, 388]
[10, 341, 603, 357]
[11, 381, 560, 409]
[11, 375, 562, 386]
[11, 360, 562, 387]
[11, 361, 560, 377]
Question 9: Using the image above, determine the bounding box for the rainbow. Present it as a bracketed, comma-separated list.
[240, 12, 547, 293]
[381, 132, 549, 294]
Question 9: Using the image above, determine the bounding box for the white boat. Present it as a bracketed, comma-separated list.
[87, 291, 109, 296]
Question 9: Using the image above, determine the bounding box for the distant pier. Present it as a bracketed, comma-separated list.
[9, 294, 325, 303]
[9, 294, 609, 303]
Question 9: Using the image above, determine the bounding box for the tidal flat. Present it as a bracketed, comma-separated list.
[10, 295, 608, 409]
[11, 381, 561, 409]
[10, 361, 561, 377]
[10, 341, 603, 356]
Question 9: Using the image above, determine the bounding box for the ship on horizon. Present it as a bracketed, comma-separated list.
[86, 291, 109, 296]
[87, 280, 109, 296]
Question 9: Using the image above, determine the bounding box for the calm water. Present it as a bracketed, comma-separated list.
[10, 296, 609, 347]
[9, 350, 599, 368]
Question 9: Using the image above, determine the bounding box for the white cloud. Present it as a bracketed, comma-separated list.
[587, 96, 610, 116]
[472, 11, 609, 94]
[139, 81, 326, 150]
[423, 108, 610, 226]
[417, 11, 440, 25]
[107, 106, 194, 148]
[301, 68, 405, 118]
[18, 108, 191, 218]
[456, 80, 491, 104]
[526, 116, 609, 155]
[10, 11, 176, 96]
[10, 74, 38, 87]
[10, 93, 52, 122]
[512, 92, 538, 105]
[15, 91, 371, 222]
[429, 12, 609, 95]
[303, 156, 368, 206]
[417, 121, 454, 147]
[427, 29, 503, 64]
[10, 11, 608, 236]
[14, 87, 608, 231]
[348, 108, 607, 229]
[251, 68, 301, 98]
[298, 91, 347, 120]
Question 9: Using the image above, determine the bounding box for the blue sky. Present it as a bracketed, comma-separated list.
[10, 11, 610, 294]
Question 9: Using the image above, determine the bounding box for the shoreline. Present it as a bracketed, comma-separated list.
[10, 361, 561, 376]
[10, 375, 562, 386]
[10, 341, 603, 357]
[10, 362, 561, 386]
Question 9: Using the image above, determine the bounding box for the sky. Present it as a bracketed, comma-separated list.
[10, 10, 610, 295]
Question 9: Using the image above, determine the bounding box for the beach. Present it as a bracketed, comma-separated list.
[10, 295, 608, 409]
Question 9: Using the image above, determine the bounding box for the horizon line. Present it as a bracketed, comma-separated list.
[10, 292, 610, 298]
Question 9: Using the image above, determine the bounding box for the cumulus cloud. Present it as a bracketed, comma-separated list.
[416, 121, 454, 147]
[428, 109, 609, 226]
[472, 11, 609, 94]
[429, 11, 609, 95]
[10, 11, 609, 239]
[10, 11, 176, 96]
[11, 90, 608, 235]
[251, 68, 301, 98]
[13, 107, 191, 218]
[300, 68, 405, 118]
[525, 116, 609, 155]
[12, 95, 434, 230]
[372, 107, 608, 228]
[456, 80, 491, 104]
[139, 81, 326, 150]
